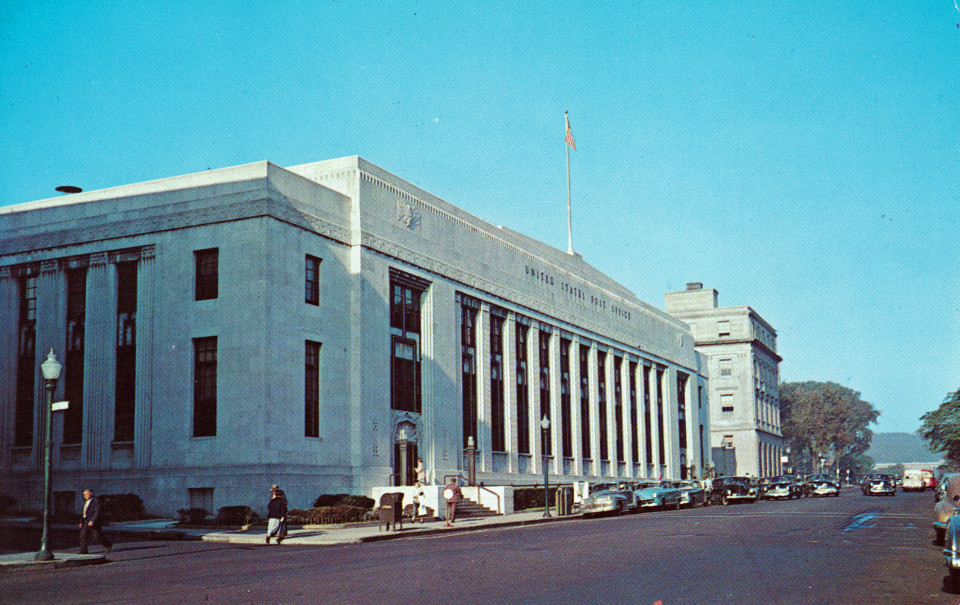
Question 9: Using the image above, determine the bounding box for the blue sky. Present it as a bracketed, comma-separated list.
[2, 2, 957, 433]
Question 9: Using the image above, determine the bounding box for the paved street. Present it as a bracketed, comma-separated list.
[1, 489, 955, 604]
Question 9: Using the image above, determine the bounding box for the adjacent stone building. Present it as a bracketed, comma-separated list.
[665, 283, 782, 478]
[0, 157, 710, 515]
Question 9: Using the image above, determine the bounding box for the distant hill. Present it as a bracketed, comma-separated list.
[867, 432, 941, 464]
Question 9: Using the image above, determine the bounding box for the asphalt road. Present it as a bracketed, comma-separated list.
[1, 488, 955, 605]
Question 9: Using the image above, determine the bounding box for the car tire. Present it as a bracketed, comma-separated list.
[937, 528, 946, 546]
[721, 492, 731, 506]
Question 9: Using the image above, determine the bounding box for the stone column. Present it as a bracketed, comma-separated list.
[634, 361, 647, 476]
[602, 349, 616, 476]
[134, 247, 154, 468]
[620, 355, 633, 477]
[0, 267, 18, 474]
[647, 365, 660, 474]
[528, 320, 541, 475]
[477, 303, 491, 474]
[504, 313, 518, 474]
[569, 335, 583, 477]
[83, 253, 114, 469]
[549, 328, 561, 476]
[587, 343, 601, 477]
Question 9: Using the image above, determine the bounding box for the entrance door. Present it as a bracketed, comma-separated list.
[394, 441, 418, 486]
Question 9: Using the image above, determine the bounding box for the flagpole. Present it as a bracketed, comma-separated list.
[565, 111, 574, 255]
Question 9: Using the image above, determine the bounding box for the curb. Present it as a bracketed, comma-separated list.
[0, 553, 107, 573]
[359, 513, 581, 543]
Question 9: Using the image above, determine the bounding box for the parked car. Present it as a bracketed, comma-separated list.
[633, 480, 682, 511]
[922, 469, 939, 490]
[580, 482, 637, 516]
[860, 474, 896, 497]
[935, 475, 960, 545]
[675, 480, 706, 508]
[764, 475, 802, 500]
[902, 469, 925, 492]
[709, 477, 760, 505]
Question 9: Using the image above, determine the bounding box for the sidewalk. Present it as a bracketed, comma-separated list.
[0, 509, 579, 570]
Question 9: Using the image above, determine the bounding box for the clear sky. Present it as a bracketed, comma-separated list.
[2, 2, 957, 434]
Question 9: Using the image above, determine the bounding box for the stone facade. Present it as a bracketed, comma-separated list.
[0, 157, 710, 515]
[665, 283, 783, 478]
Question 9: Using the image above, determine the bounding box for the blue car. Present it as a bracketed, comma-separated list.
[633, 480, 682, 511]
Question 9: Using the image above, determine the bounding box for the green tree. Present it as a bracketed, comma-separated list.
[919, 389, 960, 468]
[780, 381, 880, 477]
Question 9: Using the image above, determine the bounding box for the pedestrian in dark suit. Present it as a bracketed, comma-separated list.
[79, 489, 112, 553]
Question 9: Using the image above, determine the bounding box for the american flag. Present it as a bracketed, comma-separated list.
[565, 112, 576, 151]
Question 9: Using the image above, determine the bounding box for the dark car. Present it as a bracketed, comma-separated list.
[764, 475, 803, 500]
[804, 473, 841, 497]
[709, 477, 760, 505]
[861, 473, 896, 497]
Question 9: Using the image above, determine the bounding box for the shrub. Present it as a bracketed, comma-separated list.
[177, 507, 209, 524]
[312, 494, 375, 510]
[286, 505, 368, 525]
[100, 493, 145, 522]
[216, 505, 261, 527]
[514, 487, 558, 511]
[0, 494, 16, 515]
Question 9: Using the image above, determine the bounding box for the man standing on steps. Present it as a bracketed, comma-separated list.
[443, 477, 463, 527]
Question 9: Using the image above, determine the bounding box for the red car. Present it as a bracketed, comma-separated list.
[922, 469, 939, 490]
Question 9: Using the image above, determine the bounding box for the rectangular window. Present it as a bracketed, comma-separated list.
[194, 248, 219, 301]
[719, 358, 732, 377]
[721, 406, 735, 413]
[677, 373, 688, 452]
[538, 330, 552, 455]
[305, 255, 321, 305]
[580, 345, 591, 459]
[64, 268, 87, 444]
[490, 314, 505, 452]
[516, 323, 530, 454]
[392, 337, 420, 413]
[656, 368, 665, 464]
[15, 275, 37, 447]
[629, 361, 639, 462]
[114, 262, 137, 442]
[560, 338, 572, 458]
[391, 277, 424, 413]
[461, 305, 477, 448]
[721, 393, 734, 415]
[305, 341, 320, 438]
[193, 337, 217, 437]
[643, 365, 653, 464]
[614, 356, 624, 463]
[718, 320, 730, 337]
[598, 354, 608, 461]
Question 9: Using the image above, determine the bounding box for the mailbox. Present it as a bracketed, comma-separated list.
[378, 492, 404, 532]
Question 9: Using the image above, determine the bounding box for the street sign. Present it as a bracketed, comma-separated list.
[51, 401, 69, 411]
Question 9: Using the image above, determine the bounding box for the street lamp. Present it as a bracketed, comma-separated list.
[35, 350, 62, 562]
[540, 415, 550, 518]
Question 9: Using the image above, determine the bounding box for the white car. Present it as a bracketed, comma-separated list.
[903, 470, 925, 492]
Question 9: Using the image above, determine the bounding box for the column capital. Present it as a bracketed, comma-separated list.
[90, 252, 108, 266]
[40, 259, 58, 274]
[0, 266, 10, 280]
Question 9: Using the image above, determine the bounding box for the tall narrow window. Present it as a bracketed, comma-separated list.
[305, 255, 321, 305]
[14, 274, 37, 447]
[629, 361, 639, 463]
[560, 338, 572, 458]
[194, 248, 218, 301]
[598, 354, 608, 461]
[114, 262, 137, 442]
[579, 345, 591, 459]
[391, 276, 425, 413]
[305, 341, 321, 437]
[644, 365, 653, 464]
[515, 322, 530, 454]
[64, 268, 87, 444]
[461, 304, 477, 447]
[614, 356, 624, 463]
[193, 337, 218, 437]
[490, 312, 505, 452]
[656, 367, 666, 464]
[677, 373, 688, 454]
[538, 330, 552, 455]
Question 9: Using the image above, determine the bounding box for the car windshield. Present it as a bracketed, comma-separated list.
[634, 481, 658, 489]
[590, 483, 617, 494]
[675, 481, 696, 488]
[771, 476, 793, 483]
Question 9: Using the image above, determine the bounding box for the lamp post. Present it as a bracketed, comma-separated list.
[35, 350, 62, 561]
[540, 415, 550, 518]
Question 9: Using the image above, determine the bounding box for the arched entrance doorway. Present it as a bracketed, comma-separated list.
[393, 420, 419, 486]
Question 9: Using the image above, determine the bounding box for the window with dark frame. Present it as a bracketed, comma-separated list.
[677, 372, 688, 455]
[114, 261, 137, 442]
[560, 338, 572, 458]
[64, 267, 87, 445]
[629, 361, 639, 463]
[193, 337, 218, 437]
[194, 248, 219, 301]
[515, 322, 530, 454]
[579, 345, 591, 459]
[614, 356, 624, 463]
[598, 353, 608, 461]
[490, 313, 506, 452]
[643, 365, 653, 464]
[391, 277, 425, 414]
[305, 255, 321, 305]
[656, 367, 666, 464]
[14, 275, 37, 447]
[305, 341, 320, 437]
[538, 330, 552, 455]
[461, 305, 477, 448]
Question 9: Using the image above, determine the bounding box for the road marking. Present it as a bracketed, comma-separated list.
[842, 512, 877, 532]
